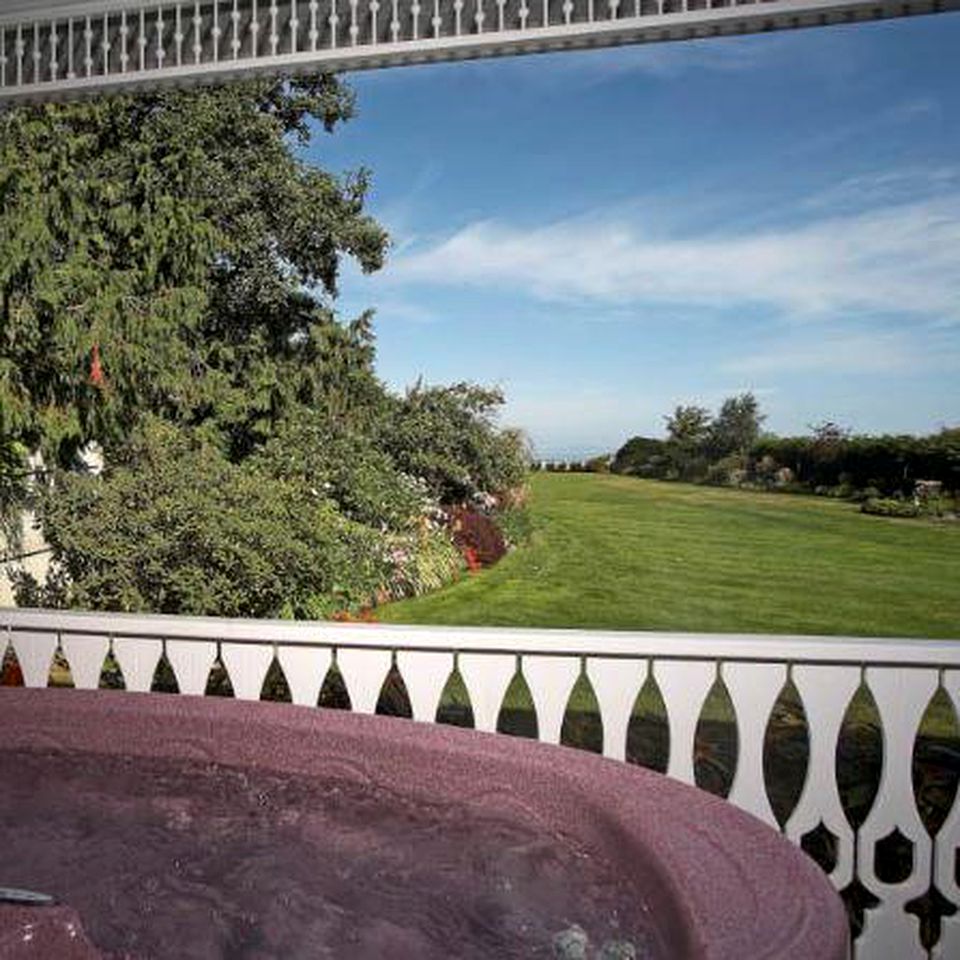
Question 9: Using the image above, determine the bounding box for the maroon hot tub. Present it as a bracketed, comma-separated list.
[0, 689, 847, 959]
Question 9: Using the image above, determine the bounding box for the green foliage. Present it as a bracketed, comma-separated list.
[663, 404, 711, 481]
[0, 76, 387, 467]
[0, 437, 29, 551]
[611, 436, 667, 476]
[752, 427, 960, 496]
[861, 498, 922, 519]
[255, 413, 428, 533]
[2, 80, 528, 618]
[378, 382, 529, 502]
[22, 422, 389, 617]
[707, 393, 766, 460]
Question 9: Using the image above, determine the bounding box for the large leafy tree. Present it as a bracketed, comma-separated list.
[0, 75, 388, 469]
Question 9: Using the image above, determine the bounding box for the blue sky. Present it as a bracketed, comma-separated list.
[307, 13, 960, 459]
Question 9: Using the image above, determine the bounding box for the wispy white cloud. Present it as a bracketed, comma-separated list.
[384, 193, 960, 325]
[723, 330, 960, 376]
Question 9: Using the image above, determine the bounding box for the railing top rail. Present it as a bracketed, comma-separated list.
[3, 607, 959, 667]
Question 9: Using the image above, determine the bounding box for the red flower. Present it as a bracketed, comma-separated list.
[90, 343, 104, 388]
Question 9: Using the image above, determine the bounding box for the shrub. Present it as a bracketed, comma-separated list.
[23, 423, 391, 618]
[445, 507, 507, 568]
[861, 498, 921, 519]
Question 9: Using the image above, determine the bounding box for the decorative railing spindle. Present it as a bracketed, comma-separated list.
[290, 0, 300, 51]
[411, 0, 420, 39]
[231, 0, 242, 58]
[213, 0, 222, 61]
[349, 0, 359, 45]
[155, 8, 165, 70]
[269, 0, 280, 53]
[138, 8, 147, 70]
[49, 23, 61, 82]
[193, 2, 203, 64]
[391, 0, 400, 41]
[309, 0, 319, 48]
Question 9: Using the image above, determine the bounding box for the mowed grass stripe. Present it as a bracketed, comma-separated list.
[378, 473, 960, 638]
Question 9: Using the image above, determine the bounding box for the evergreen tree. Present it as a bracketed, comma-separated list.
[0, 75, 388, 469]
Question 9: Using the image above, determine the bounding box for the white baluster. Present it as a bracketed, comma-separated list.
[270, 0, 280, 53]
[84, 17, 93, 77]
[155, 8, 165, 69]
[411, 0, 421, 38]
[933, 669, 960, 959]
[174, 5, 184, 65]
[390, 0, 400, 41]
[369, 0, 380, 43]
[459, 653, 516, 733]
[587, 657, 645, 762]
[231, 0, 242, 58]
[523, 655, 580, 745]
[541, 0, 548, 27]
[113, 637, 163, 693]
[277, 645, 330, 707]
[328, 0, 339, 47]
[0, 28, 6, 87]
[475, 0, 485, 32]
[165, 639, 217, 696]
[309, 0, 319, 48]
[453, 0, 463, 34]
[336, 647, 392, 714]
[120, 11, 130, 71]
[49, 21, 58, 81]
[349, 0, 359, 44]
[250, 0, 261, 55]
[588, 0, 595, 21]
[655, 659, 714, 785]
[724, 661, 785, 827]
[32, 22, 41, 84]
[787, 664, 861, 889]
[10, 630, 56, 688]
[14, 24, 24, 87]
[102, 13, 111, 76]
[518, 2, 529, 30]
[193, 2, 203, 64]
[857, 667, 938, 960]
[495, 0, 505, 30]
[66, 19, 74, 79]
[212, 0, 221, 61]
[397, 650, 453, 722]
[138, 10, 147, 71]
[61, 633, 110, 690]
[432, 0, 441, 37]
[609, 0, 620, 17]
[220, 642, 274, 701]
[290, 0, 300, 51]
[562, 0, 573, 24]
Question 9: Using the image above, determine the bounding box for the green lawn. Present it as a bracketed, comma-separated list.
[379, 473, 960, 638]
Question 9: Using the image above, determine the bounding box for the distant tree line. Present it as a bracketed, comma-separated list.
[611, 394, 959, 499]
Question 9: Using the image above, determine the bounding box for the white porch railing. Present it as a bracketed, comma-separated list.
[2, 607, 959, 960]
[2, 0, 959, 105]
